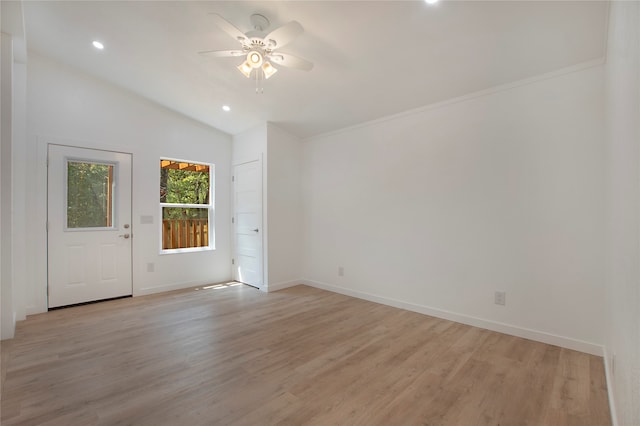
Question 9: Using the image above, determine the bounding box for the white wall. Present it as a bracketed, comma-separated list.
[25, 54, 233, 314]
[604, 2, 640, 425]
[301, 65, 605, 354]
[12, 61, 27, 324]
[0, 0, 28, 338]
[1, 32, 15, 339]
[266, 124, 302, 290]
[232, 124, 266, 166]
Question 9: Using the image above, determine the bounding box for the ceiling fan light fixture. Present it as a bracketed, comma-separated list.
[237, 61, 253, 78]
[262, 61, 278, 79]
[247, 50, 263, 68]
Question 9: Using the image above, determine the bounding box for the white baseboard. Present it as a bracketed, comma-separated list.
[267, 280, 301, 292]
[602, 346, 619, 426]
[300, 279, 604, 356]
[1, 311, 16, 340]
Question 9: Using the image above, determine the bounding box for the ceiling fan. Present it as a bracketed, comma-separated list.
[199, 13, 313, 87]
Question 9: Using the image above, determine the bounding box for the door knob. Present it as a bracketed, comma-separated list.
[119, 234, 130, 239]
[252, 228, 259, 233]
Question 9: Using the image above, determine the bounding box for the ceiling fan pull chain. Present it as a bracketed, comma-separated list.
[255, 70, 258, 93]
[255, 69, 264, 94]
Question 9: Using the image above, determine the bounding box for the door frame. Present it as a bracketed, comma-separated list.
[231, 157, 266, 290]
[46, 143, 134, 308]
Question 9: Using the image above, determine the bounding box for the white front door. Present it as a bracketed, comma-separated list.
[47, 145, 132, 308]
[233, 160, 263, 289]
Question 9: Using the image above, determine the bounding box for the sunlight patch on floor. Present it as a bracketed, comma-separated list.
[197, 281, 243, 291]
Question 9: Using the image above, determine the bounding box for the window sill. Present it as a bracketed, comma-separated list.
[160, 246, 216, 255]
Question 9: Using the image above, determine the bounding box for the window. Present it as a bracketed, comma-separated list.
[66, 160, 115, 229]
[160, 159, 214, 252]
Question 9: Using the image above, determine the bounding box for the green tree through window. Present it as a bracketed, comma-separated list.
[67, 161, 113, 228]
[160, 168, 209, 209]
[160, 160, 213, 250]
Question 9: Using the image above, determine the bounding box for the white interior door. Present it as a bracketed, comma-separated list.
[233, 160, 263, 289]
[47, 145, 132, 308]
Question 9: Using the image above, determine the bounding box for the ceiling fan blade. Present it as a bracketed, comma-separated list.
[209, 13, 248, 44]
[198, 49, 245, 57]
[264, 21, 304, 49]
[270, 53, 314, 71]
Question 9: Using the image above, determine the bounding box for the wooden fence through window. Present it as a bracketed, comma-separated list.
[162, 218, 208, 249]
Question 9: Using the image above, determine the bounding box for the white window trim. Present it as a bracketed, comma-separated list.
[159, 158, 215, 254]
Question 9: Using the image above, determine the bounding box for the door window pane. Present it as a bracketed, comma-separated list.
[67, 161, 114, 228]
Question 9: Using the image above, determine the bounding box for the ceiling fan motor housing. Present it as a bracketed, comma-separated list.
[250, 14, 270, 32]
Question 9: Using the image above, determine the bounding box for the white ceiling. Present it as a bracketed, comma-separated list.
[22, 1, 608, 139]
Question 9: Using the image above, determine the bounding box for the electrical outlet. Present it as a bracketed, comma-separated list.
[338, 266, 344, 277]
[147, 262, 155, 273]
[494, 291, 506, 306]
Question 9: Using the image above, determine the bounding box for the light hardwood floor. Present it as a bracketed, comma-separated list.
[1, 284, 611, 425]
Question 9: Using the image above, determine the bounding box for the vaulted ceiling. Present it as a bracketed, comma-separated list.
[22, 1, 608, 139]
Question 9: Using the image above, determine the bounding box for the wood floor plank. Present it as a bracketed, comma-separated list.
[0, 284, 611, 425]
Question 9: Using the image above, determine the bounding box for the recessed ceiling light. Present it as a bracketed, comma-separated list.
[222, 105, 231, 112]
[425, 0, 439, 4]
[92, 41, 104, 50]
